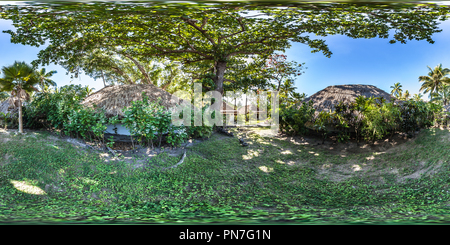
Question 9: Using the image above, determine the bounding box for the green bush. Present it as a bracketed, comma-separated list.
[122, 92, 189, 148]
[24, 84, 91, 130]
[25, 85, 113, 146]
[399, 100, 443, 134]
[166, 127, 188, 146]
[0, 112, 16, 129]
[275, 95, 443, 143]
[62, 105, 110, 145]
[360, 100, 401, 143]
[279, 100, 315, 135]
[330, 101, 357, 142]
[185, 106, 214, 139]
[122, 92, 160, 148]
[313, 110, 332, 144]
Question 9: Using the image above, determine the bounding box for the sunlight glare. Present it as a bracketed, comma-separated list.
[275, 159, 285, 164]
[309, 151, 319, 156]
[281, 150, 292, 155]
[79, 177, 98, 185]
[10, 180, 47, 195]
[242, 149, 259, 160]
[351, 164, 362, 172]
[287, 161, 296, 166]
[259, 166, 274, 173]
[366, 156, 375, 160]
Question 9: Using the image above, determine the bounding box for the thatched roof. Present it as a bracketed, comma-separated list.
[444, 104, 450, 113]
[0, 97, 19, 116]
[81, 84, 187, 118]
[303, 84, 397, 114]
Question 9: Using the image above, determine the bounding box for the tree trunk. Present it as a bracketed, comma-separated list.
[162, 81, 172, 90]
[214, 61, 227, 95]
[245, 96, 248, 123]
[18, 97, 23, 133]
[276, 80, 282, 92]
[111, 66, 134, 84]
[101, 70, 107, 87]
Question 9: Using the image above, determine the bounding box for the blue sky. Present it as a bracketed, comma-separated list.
[1, 5, 450, 99]
[0, 19, 101, 91]
[290, 19, 450, 99]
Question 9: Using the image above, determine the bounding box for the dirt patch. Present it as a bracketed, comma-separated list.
[314, 158, 446, 184]
[273, 131, 419, 156]
[398, 160, 444, 183]
[314, 161, 372, 182]
[0, 153, 14, 166]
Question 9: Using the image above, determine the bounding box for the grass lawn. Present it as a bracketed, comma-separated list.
[1, 127, 450, 224]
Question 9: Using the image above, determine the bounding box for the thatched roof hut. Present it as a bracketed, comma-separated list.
[81, 84, 186, 118]
[303, 84, 397, 114]
[0, 97, 19, 117]
[443, 104, 450, 113]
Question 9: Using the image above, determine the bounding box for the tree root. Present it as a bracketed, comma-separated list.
[106, 145, 117, 157]
[239, 137, 249, 146]
[162, 150, 187, 170]
[217, 127, 234, 137]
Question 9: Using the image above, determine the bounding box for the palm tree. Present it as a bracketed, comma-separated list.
[279, 79, 297, 104]
[412, 93, 423, 102]
[0, 61, 40, 133]
[402, 90, 410, 100]
[418, 64, 450, 98]
[430, 84, 450, 106]
[35, 68, 57, 92]
[390, 82, 403, 98]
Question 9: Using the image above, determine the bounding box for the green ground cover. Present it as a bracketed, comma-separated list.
[1, 127, 450, 224]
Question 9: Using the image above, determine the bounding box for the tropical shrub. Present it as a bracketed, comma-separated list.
[279, 100, 315, 135]
[185, 106, 214, 139]
[62, 105, 111, 146]
[0, 112, 15, 129]
[122, 93, 159, 148]
[313, 110, 332, 144]
[166, 127, 188, 146]
[426, 102, 444, 127]
[330, 101, 358, 142]
[122, 92, 189, 148]
[24, 84, 91, 130]
[360, 100, 401, 142]
[398, 100, 443, 134]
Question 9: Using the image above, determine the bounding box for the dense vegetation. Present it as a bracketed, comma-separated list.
[21, 84, 212, 148]
[279, 95, 447, 143]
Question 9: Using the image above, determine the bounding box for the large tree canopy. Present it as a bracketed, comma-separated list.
[1, 2, 448, 94]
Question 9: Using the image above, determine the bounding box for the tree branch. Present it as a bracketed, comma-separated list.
[181, 16, 217, 46]
[232, 34, 294, 51]
[218, 17, 246, 45]
[121, 53, 152, 84]
[110, 66, 134, 84]
[201, 17, 208, 29]
[227, 50, 273, 58]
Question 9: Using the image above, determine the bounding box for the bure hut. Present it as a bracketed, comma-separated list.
[81, 84, 186, 138]
[301, 84, 399, 132]
[303, 84, 398, 115]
